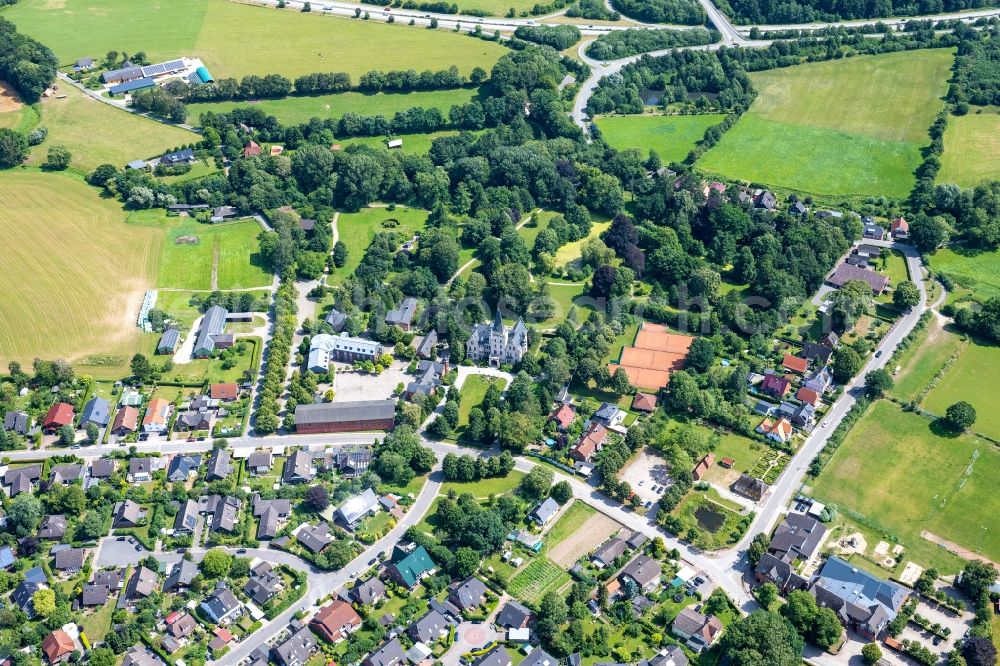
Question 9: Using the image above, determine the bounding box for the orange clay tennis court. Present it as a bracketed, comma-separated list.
[608, 323, 694, 389]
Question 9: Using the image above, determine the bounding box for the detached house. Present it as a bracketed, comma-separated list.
[386, 545, 436, 589]
[756, 417, 793, 444]
[731, 474, 769, 502]
[310, 600, 362, 643]
[79, 397, 111, 428]
[43, 403, 74, 432]
[671, 608, 723, 653]
[809, 556, 908, 639]
[619, 555, 662, 593]
[142, 399, 171, 434]
[760, 374, 791, 399]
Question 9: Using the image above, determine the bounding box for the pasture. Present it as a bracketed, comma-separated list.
[334, 206, 429, 281]
[811, 401, 1000, 571]
[158, 217, 272, 290]
[189, 88, 479, 126]
[0, 172, 161, 375]
[928, 245, 1000, 301]
[27, 84, 196, 174]
[507, 557, 571, 604]
[938, 108, 1000, 187]
[697, 49, 953, 197]
[2, 0, 506, 79]
[891, 317, 965, 403]
[923, 338, 1000, 440]
[595, 114, 726, 165]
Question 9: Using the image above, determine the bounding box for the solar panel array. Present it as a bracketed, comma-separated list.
[141, 59, 186, 77]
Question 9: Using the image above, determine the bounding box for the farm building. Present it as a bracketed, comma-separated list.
[294, 400, 396, 434]
[193, 306, 232, 358]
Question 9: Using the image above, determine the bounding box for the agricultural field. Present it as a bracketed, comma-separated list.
[188, 88, 480, 126]
[890, 316, 965, 403]
[26, 84, 197, 174]
[595, 113, 726, 165]
[2, 0, 506, 79]
[507, 556, 571, 604]
[927, 245, 1000, 301]
[158, 216, 272, 290]
[333, 206, 429, 281]
[811, 400, 1000, 571]
[698, 49, 953, 197]
[923, 338, 1000, 440]
[0, 172, 161, 375]
[938, 107, 1000, 187]
[543, 500, 596, 545]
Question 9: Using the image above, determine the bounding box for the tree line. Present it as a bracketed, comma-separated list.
[610, 0, 707, 24]
[585, 27, 719, 60]
[719, 0, 994, 25]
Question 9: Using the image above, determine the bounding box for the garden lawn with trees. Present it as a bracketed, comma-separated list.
[595, 114, 727, 166]
[811, 400, 1000, 571]
[938, 108, 1000, 187]
[333, 206, 429, 281]
[0, 171, 161, 375]
[698, 50, 954, 198]
[923, 339, 1000, 439]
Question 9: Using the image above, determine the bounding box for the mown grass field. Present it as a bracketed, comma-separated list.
[938, 107, 1000, 187]
[345, 130, 476, 155]
[27, 84, 196, 173]
[698, 49, 953, 197]
[507, 557, 571, 604]
[891, 317, 965, 403]
[811, 401, 1000, 571]
[923, 339, 1000, 440]
[456, 374, 507, 435]
[928, 245, 1000, 301]
[158, 216, 272, 290]
[189, 88, 479, 126]
[0, 172, 161, 374]
[334, 206, 428, 281]
[595, 114, 726, 165]
[3, 0, 506, 78]
[544, 500, 596, 545]
[439, 471, 524, 499]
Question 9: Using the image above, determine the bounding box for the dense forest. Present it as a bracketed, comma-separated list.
[0, 17, 57, 103]
[585, 27, 719, 60]
[717, 0, 996, 26]
[610, 0, 708, 24]
[948, 26, 1000, 106]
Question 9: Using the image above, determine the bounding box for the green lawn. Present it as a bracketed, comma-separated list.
[78, 596, 117, 643]
[189, 88, 479, 126]
[810, 401, 1000, 572]
[891, 318, 965, 403]
[545, 282, 593, 326]
[553, 221, 611, 267]
[923, 338, 1000, 439]
[0, 172, 162, 377]
[928, 245, 1000, 301]
[334, 206, 428, 282]
[698, 49, 953, 197]
[3, 0, 506, 79]
[343, 130, 477, 155]
[507, 557, 571, 604]
[595, 114, 726, 164]
[26, 84, 196, 174]
[439, 470, 525, 498]
[939, 107, 1000, 187]
[455, 374, 507, 436]
[544, 500, 596, 546]
[159, 217, 272, 290]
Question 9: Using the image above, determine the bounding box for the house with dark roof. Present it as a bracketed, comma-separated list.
[121, 567, 158, 606]
[329, 450, 372, 478]
[163, 559, 199, 593]
[800, 342, 833, 365]
[863, 221, 885, 240]
[353, 577, 386, 605]
[297, 522, 333, 553]
[731, 474, 769, 502]
[671, 608, 723, 653]
[49, 463, 82, 485]
[113, 500, 144, 529]
[473, 647, 512, 666]
[206, 449, 233, 481]
[201, 582, 243, 624]
[194, 306, 231, 358]
[387, 545, 436, 589]
[294, 400, 396, 434]
[619, 555, 662, 593]
[174, 499, 199, 533]
[13, 578, 44, 616]
[176, 410, 211, 432]
[54, 547, 85, 573]
[414, 329, 438, 359]
[4, 463, 41, 496]
[0, 545, 14, 570]
[449, 577, 488, 612]
[204, 495, 241, 533]
[273, 626, 317, 666]
[752, 189, 777, 211]
[363, 638, 407, 666]
[157, 328, 181, 355]
[38, 515, 68, 539]
[310, 600, 362, 643]
[755, 513, 827, 592]
[466, 310, 529, 367]
[247, 451, 273, 474]
[82, 582, 110, 606]
[495, 600, 532, 629]
[640, 646, 688, 666]
[521, 648, 559, 666]
[4, 410, 30, 435]
[592, 538, 628, 569]
[802, 366, 834, 394]
[254, 496, 291, 540]
[79, 397, 108, 429]
[404, 360, 445, 400]
[244, 562, 281, 605]
[809, 556, 909, 639]
[284, 449, 316, 483]
[408, 609, 450, 644]
[385, 297, 418, 330]
[167, 455, 201, 482]
[90, 458, 116, 479]
[161, 148, 195, 165]
[43, 403, 74, 432]
[827, 264, 889, 295]
[128, 457, 154, 482]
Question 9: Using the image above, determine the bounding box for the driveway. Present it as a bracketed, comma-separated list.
[172, 314, 202, 364]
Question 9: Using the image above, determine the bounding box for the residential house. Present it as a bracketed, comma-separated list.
[802, 366, 834, 394]
[206, 449, 233, 481]
[353, 577, 387, 605]
[789, 201, 807, 216]
[591, 538, 627, 569]
[363, 639, 407, 666]
[4, 464, 41, 496]
[569, 423, 608, 463]
[386, 545, 436, 589]
[297, 522, 333, 553]
[862, 221, 885, 240]
[385, 297, 418, 331]
[449, 577, 488, 612]
[756, 417, 793, 444]
[529, 497, 560, 526]
[128, 457, 153, 482]
[204, 495, 241, 533]
[38, 515, 68, 539]
[163, 559, 199, 593]
[142, 399, 171, 434]
[329, 450, 372, 478]
[310, 600, 363, 643]
[167, 455, 201, 482]
[12, 576, 45, 616]
[3, 410, 29, 435]
[890, 217, 909, 238]
[404, 360, 445, 400]
[201, 583, 243, 624]
[160, 148, 195, 165]
[641, 646, 688, 666]
[324, 307, 348, 332]
[465, 311, 529, 367]
[210, 383, 240, 401]
[113, 499, 145, 529]
[273, 626, 317, 666]
[473, 647, 512, 666]
[789, 403, 816, 429]
[413, 330, 437, 359]
[731, 474, 769, 502]
[54, 547, 85, 573]
[781, 354, 808, 375]
[42, 630, 76, 664]
[244, 562, 281, 605]
[0, 545, 14, 570]
[632, 393, 657, 413]
[243, 141, 262, 158]
[809, 556, 908, 639]
[755, 513, 827, 592]
[495, 600, 532, 629]
[174, 499, 199, 533]
[521, 648, 559, 666]
[167, 613, 197, 640]
[671, 608, 723, 653]
[156, 328, 181, 355]
[550, 404, 576, 431]
[592, 402, 625, 429]
[42, 403, 74, 432]
[692, 453, 715, 481]
[90, 458, 116, 480]
[337, 488, 380, 529]
[111, 406, 139, 435]
[619, 555, 662, 593]
[176, 410, 211, 432]
[284, 450, 316, 484]
[752, 189, 777, 211]
[78, 397, 110, 429]
[760, 374, 791, 399]
[796, 386, 822, 407]
[247, 451, 273, 475]
[827, 264, 889, 295]
[409, 609, 450, 644]
[49, 464, 82, 485]
[122, 567, 158, 605]
[122, 645, 163, 666]
[82, 582, 110, 607]
[193, 306, 231, 358]
[254, 496, 291, 540]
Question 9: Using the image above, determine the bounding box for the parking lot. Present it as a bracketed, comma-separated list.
[618, 447, 673, 505]
[96, 536, 149, 568]
[330, 360, 409, 400]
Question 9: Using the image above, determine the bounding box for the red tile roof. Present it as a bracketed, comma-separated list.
[43, 403, 74, 429]
[243, 141, 262, 157]
[891, 217, 909, 234]
[631, 392, 658, 413]
[112, 406, 138, 432]
[570, 423, 608, 462]
[761, 374, 790, 396]
[210, 383, 239, 401]
[550, 404, 575, 429]
[692, 453, 715, 480]
[42, 630, 74, 663]
[782, 354, 809, 374]
[310, 600, 362, 643]
[796, 387, 821, 406]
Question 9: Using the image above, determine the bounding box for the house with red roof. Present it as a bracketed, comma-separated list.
[42, 403, 74, 432]
[760, 374, 791, 399]
[569, 423, 608, 462]
[243, 141, 262, 158]
[631, 392, 657, 413]
[42, 630, 75, 664]
[890, 217, 909, 238]
[782, 354, 809, 375]
[210, 383, 239, 402]
[692, 453, 715, 481]
[796, 386, 821, 407]
[550, 404, 575, 431]
[757, 417, 793, 444]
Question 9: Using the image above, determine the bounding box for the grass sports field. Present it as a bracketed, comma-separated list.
[938, 107, 1000, 187]
[595, 114, 726, 165]
[811, 401, 1000, 571]
[928, 245, 1000, 300]
[0, 172, 161, 373]
[923, 338, 1000, 440]
[698, 50, 953, 197]
[189, 88, 480, 126]
[27, 84, 196, 174]
[334, 206, 428, 281]
[158, 216, 272, 290]
[2, 0, 505, 79]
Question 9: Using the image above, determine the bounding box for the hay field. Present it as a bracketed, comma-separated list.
[938, 108, 1000, 187]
